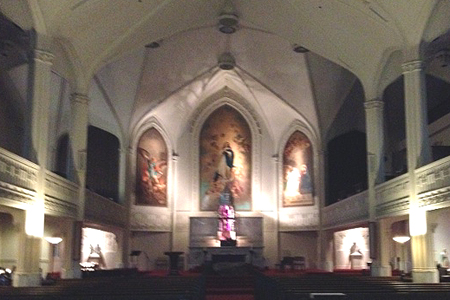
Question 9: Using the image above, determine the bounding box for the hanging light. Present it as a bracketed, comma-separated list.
[45, 237, 63, 245]
[392, 220, 410, 244]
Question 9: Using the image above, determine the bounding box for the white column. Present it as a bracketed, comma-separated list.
[67, 93, 90, 278]
[317, 149, 333, 271]
[364, 99, 390, 276]
[402, 60, 437, 283]
[70, 93, 89, 218]
[14, 48, 54, 286]
[123, 146, 134, 268]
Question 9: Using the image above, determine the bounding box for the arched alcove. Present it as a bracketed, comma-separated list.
[135, 127, 168, 207]
[190, 88, 263, 213]
[199, 105, 252, 211]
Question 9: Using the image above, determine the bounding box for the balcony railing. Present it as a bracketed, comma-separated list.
[44, 170, 79, 218]
[85, 190, 127, 227]
[322, 191, 368, 228]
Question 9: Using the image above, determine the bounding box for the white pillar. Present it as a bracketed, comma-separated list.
[67, 93, 90, 278]
[402, 60, 437, 283]
[364, 99, 390, 276]
[14, 47, 54, 286]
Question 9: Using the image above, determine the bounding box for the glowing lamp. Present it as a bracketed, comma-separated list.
[25, 207, 44, 237]
[409, 208, 427, 236]
[392, 220, 410, 244]
[45, 237, 63, 245]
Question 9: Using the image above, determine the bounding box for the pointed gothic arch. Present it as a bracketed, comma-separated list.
[190, 87, 263, 212]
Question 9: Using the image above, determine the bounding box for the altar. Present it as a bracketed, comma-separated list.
[188, 216, 265, 269]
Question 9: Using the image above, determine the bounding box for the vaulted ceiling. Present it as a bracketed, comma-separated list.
[1, 0, 449, 147]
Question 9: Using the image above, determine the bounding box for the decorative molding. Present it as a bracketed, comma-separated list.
[418, 187, 450, 210]
[415, 156, 450, 194]
[70, 93, 90, 105]
[364, 99, 384, 110]
[376, 197, 409, 217]
[401, 60, 424, 73]
[322, 191, 369, 228]
[0, 181, 36, 209]
[85, 190, 127, 227]
[0, 149, 38, 191]
[375, 173, 409, 206]
[45, 171, 79, 205]
[44, 196, 78, 218]
[34, 49, 54, 64]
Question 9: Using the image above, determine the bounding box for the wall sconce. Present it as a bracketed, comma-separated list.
[392, 220, 410, 243]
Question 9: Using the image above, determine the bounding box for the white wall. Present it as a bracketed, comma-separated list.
[431, 208, 450, 266]
[0, 212, 19, 269]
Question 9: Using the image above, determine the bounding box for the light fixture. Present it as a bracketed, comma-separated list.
[392, 220, 410, 244]
[293, 44, 309, 53]
[218, 13, 239, 34]
[218, 0, 238, 34]
[218, 52, 235, 70]
[45, 237, 63, 245]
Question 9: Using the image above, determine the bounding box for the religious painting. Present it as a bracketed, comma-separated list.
[135, 128, 168, 206]
[283, 131, 314, 207]
[200, 105, 252, 211]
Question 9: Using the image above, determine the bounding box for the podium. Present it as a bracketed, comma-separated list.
[164, 251, 184, 275]
[350, 252, 363, 269]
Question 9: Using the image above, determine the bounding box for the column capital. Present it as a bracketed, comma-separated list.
[402, 60, 424, 73]
[70, 93, 90, 105]
[33, 49, 54, 64]
[364, 99, 384, 110]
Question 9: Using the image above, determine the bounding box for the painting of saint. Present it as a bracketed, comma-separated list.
[135, 128, 168, 206]
[283, 131, 313, 207]
[200, 105, 252, 211]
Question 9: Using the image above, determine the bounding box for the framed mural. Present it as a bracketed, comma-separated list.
[200, 105, 252, 211]
[135, 128, 168, 206]
[283, 130, 313, 207]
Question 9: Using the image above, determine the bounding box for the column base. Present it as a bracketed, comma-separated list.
[412, 268, 439, 283]
[371, 264, 392, 277]
[12, 272, 41, 287]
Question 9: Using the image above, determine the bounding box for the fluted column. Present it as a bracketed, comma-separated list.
[402, 60, 437, 283]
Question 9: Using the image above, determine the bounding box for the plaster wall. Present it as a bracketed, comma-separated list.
[0, 213, 19, 269]
[279, 231, 318, 269]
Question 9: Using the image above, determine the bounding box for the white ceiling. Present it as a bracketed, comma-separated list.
[1, 0, 449, 147]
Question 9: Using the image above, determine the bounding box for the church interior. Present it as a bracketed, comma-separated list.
[1, 0, 450, 296]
